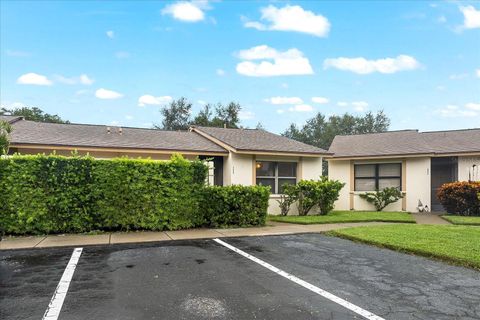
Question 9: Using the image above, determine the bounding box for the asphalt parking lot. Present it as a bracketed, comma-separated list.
[1, 234, 479, 320]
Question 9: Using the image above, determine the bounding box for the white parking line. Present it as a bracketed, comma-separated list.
[42, 247, 83, 320]
[213, 238, 385, 320]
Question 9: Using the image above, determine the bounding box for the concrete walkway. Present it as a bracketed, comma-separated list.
[412, 213, 451, 225]
[0, 221, 390, 250]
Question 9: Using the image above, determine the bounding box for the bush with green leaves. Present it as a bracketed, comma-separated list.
[437, 181, 480, 216]
[0, 120, 12, 156]
[200, 185, 270, 227]
[359, 187, 404, 211]
[0, 153, 208, 234]
[277, 177, 344, 216]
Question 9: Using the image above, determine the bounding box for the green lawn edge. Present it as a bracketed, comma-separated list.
[441, 215, 480, 226]
[326, 229, 480, 270]
[268, 211, 415, 225]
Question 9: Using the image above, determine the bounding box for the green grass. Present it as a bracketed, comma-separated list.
[441, 215, 480, 226]
[268, 211, 415, 224]
[328, 224, 480, 269]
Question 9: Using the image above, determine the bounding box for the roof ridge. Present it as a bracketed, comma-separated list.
[420, 128, 480, 134]
[335, 129, 418, 137]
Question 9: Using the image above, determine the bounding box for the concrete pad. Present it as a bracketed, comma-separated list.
[37, 234, 111, 248]
[413, 213, 451, 225]
[110, 231, 171, 244]
[216, 225, 306, 237]
[165, 229, 224, 240]
[0, 236, 46, 250]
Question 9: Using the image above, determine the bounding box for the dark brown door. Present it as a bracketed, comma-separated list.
[431, 157, 458, 212]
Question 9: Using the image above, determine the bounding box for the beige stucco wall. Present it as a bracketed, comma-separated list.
[458, 156, 480, 181]
[301, 157, 323, 180]
[329, 158, 431, 212]
[229, 153, 254, 185]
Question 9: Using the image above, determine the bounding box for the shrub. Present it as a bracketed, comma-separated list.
[276, 183, 297, 216]
[0, 153, 208, 234]
[359, 187, 403, 211]
[200, 185, 270, 227]
[280, 177, 344, 216]
[437, 181, 480, 216]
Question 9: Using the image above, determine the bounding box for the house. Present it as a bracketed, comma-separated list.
[1, 115, 328, 214]
[327, 129, 480, 212]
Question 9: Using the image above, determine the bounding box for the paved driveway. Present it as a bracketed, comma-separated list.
[1, 234, 479, 320]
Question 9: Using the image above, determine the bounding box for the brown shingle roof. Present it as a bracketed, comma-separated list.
[0, 115, 23, 124]
[328, 128, 480, 158]
[193, 126, 329, 155]
[9, 120, 227, 154]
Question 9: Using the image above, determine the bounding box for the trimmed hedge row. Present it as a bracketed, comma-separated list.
[200, 185, 270, 228]
[0, 154, 270, 235]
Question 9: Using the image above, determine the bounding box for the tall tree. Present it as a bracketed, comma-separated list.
[191, 101, 241, 128]
[0, 120, 12, 155]
[283, 111, 390, 151]
[155, 97, 192, 130]
[0, 106, 69, 124]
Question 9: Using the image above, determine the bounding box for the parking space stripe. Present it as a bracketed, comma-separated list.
[42, 248, 83, 320]
[213, 238, 385, 320]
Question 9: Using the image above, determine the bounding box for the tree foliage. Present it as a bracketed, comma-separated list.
[283, 111, 390, 151]
[156, 97, 242, 130]
[0, 106, 69, 124]
[0, 120, 12, 155]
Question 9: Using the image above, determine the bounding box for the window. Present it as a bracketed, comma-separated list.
[354, 163, 401, 191]
[256, 161, 297, 194]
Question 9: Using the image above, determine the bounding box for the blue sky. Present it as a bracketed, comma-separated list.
[1, 0, 479, 133]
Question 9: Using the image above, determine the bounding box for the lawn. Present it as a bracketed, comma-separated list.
[328, 224, 480, 269]
[441, 215, 480, 226]
[268, 211, 415, 224]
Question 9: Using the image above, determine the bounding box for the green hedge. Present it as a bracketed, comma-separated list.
[0, 154, 208, 234]
[200, 185, 270, 228]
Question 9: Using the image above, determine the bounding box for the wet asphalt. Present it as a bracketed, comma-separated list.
[1, 233, 479, 320]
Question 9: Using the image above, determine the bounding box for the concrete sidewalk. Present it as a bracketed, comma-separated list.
[0, 221, 390, 250]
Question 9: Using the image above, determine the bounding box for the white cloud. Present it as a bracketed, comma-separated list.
[79, 74, 94, 85]
[264, 96, 303, 105]
[197, 100, 207, 105]
[311, 96, 329, 104]
[466, 102, 480, 111]
[6, 50, 31, 57]
[276, 109, 285, 114]
[436, 104, 478, 118]
[449, 73, 468, 80]
[337, 101, 348, 107]
[106, 30, 115, 39]
[55, 74, 94, 85]
[138, 94, 173, 106]
[460, 6, 480, 29]
[288, 104, 314, 112]
[244, 5, 330, 37]
[351, 101, 369, 112]
[0, 101, 27, 110]
[239, 110, 255, 120]
[17, 73, 53, 86]
[216, 69, 225, 76]
[95, 88, 124, 100]
[236, 45, 314, 77]
[323, 55, 421, 74]
[476, 69, 480, 78]
[115, 51, 130, 59]
[162, 1, 208, 22]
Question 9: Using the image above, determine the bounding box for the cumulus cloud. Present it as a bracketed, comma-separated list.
[79, 74, 94, 85]
[95, 88, 124, 100]
[466, 102, 480, 111]
[476, 69, 480, 78]
[17, 73, 53, 86]
[351, 101, 369, 112]
[288, 104, 314, 112]
[311, 96, 329, 104]
[337, 101, 348, 107]
[162, 1, 209, 22]
[236, 45, 314, 77]
[138, 94, 173, 106]
[436, 104, 478, 117]
[106, 30, 115, 39]
[459, 6, 480, 29]
[243, 5, 330, 37]
[323, 55, 421, 74]
[264, 96, 303, 105]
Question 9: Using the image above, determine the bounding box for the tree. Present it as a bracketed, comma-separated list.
[155, 97, 192, 130]
[0, 120, 12, 155]
[0, 106, 69, 124]
[283, 111, 390, 151]
[192, 102, 241, 128]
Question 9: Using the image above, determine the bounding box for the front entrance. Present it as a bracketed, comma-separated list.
[431, 157, 458, 212]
